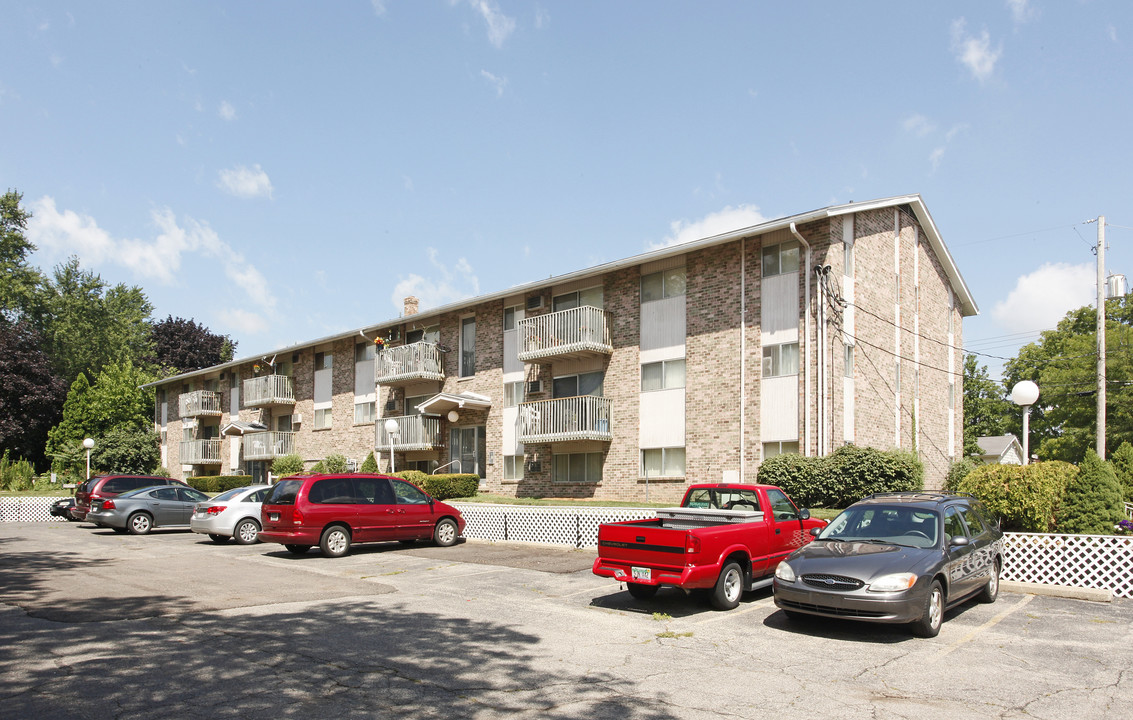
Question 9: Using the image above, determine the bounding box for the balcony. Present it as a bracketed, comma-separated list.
[243, 375, 295, 408]
[517, 306, 612, 362]
[376, 415, 442, 451]
[180, 439, 222, 465]
[375, 342, 445, 386]
[178, 390, 222, 418]
[242, 431, 297, 461]
[518, 395, 613, 443]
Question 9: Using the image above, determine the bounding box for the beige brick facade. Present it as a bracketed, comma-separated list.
[153, 196, 975, 501]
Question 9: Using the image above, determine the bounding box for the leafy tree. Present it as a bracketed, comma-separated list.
[151, 315, 236, 372]
[1056, 450, 1125, 534]
[1111, 442, 1133, 503]
[962, 355, 1014, 457]
[956, 461, 1074, 532]
[91, 427, 160, 475]
[0, 190, 45, 319]
[0, 316, 67, 468]
[271, 454, 305, 477]
[944, 457, 977, 492]
[359, 451, 378, 473]
[321, 453, 350, 473]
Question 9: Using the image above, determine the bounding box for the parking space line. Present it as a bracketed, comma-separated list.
[934, 594, 1034, 658]
[692, 598, 776, 625]
[556, 583, 619, 598]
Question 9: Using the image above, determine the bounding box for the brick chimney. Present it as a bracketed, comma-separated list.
[403, 296, 419, 317]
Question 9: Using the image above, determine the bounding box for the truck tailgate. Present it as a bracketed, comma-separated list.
[596, 518, 689, 567]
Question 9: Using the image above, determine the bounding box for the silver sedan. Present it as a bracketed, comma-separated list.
[86, 485, 211, 535]
[190, 485, 272, 545]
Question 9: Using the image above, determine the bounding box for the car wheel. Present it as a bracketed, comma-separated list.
[127, 513, 153, 535]
[433, 518, 458, 547]
[911, 580, 944, 638]
[626, 582, 659, 600]
[320, 526, 351, 558]
[711, 561, 744, 611]
[209, 534, 230, 544]
[977, 560, 1000, 604]
[234, 519, 261, 545]
[285, 544, 311, 555]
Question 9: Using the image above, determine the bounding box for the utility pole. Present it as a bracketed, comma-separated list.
[1094, 216, 1107, 459]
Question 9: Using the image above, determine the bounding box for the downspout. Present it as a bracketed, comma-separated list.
[813, 266, 825, 457]
[789, 223, 812, 456]
[740, 236, 746, 482]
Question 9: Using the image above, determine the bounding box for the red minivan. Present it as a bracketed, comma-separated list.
[259, 473, 466, 558]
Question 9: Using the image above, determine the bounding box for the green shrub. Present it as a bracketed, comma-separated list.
[417, 473, 479, 500]
[272, 454, 305, 477]
[0, 451, 36, 491]
[185, 475, 255, 493]
[321, 453, 350, 474]
[152, 466, 172, 478]
[1057, 451, 1125, 535]
[394, 470, 429, 484]
[755, 453, 823, 506]
[359, 451, 378, 473]
[755, 445, 924, 508]
[945, 457, 977, 492]
[957, 461, 1074, 532]
[1111, 442, 1133, 503]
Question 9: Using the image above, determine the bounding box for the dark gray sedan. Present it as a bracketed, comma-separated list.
[772, 492, 1004, 637]
[86, 485, 210, 535]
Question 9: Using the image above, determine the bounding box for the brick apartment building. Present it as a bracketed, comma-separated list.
[147, 195, 977, 502]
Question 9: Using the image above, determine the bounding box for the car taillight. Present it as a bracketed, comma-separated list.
[686, 535, 701, 554]
[293, 510, 303, 525]
[102, 500, 116, 510]
[207, 506, 226, 515]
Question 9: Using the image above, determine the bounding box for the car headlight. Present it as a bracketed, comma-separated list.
[868, 573, 917, 592]
[775, 561, 796, 583]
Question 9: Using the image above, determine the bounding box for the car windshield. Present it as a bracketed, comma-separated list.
[211, 488, 246, 502]
[818, 506, 939, 548]
[683, 488, 762, 511]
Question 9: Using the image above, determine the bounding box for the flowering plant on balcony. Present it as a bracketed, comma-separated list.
[1115, 519, 1133, 536]
[253, 363, 263, 374]
[374, 337, 386, 348]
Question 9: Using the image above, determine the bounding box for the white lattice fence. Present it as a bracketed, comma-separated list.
[1001, 532, 1133, 598]
[0, 498, 65, 523]
[450, 504, 653, 547]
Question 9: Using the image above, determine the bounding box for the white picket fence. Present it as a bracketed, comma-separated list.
[5, 497, 1132, 598]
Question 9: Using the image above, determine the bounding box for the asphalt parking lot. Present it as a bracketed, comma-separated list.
[2, 522, 1131, 720]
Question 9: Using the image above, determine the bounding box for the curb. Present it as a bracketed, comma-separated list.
[1002, 580, 1113, 603]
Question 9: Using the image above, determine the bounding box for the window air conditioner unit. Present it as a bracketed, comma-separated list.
[526, 295, 544, 311]
[293, 414, 303, 424]
[526, 380, 543, 393]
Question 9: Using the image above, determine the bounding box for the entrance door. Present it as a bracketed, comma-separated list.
[449, 426, 486, 476]
[248, 461, 268, 485]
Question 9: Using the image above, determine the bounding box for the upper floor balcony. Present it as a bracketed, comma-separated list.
[242, 431, 296, 461]
[518, 395, 613, 443]
[178, 390, 222, 418]
[376, 415, 442, 451]
[375, 342, 445, 386]
[180, 439, 222, 465]
[243, 374, 295, 408]
[517, 306, 612, 362]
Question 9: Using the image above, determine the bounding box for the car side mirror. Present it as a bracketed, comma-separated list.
[809, 527, 823, 537]
[949, 535, 970, 547]
[799, 508, 811, 520]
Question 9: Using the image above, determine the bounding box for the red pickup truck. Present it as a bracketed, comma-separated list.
[592, 483, 826, 610]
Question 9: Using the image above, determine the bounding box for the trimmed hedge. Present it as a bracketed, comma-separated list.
[756, 445, 924, 508]
[391, 471, 479, 500]
[955, 461, 1075, 532]
[185, 475, 255, 493]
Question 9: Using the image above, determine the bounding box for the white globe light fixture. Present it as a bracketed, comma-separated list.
[383, 418, 400, 473]
[82, 437, 95, 479]
[1011, 381, 1040, 466]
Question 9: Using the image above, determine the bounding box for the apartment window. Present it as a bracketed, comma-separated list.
[844, 343, 854, 379]
[460, 317, 476, 377]
[504, 381, 525, 407]
[844, 240, 854, 278]
[553, 452, 602, 483]
[762, 240, 799, 277]
[314, 353, 332, 371]
[553, 286, 604, 312]
[762, 342, 799, 377]
[355, 343, 375, 362]
[275, 360, 293, 376]
[407, 460, 438, 474]
[640, 267, 686, 303]
[503, 306, 519, 331]
[553, 371, 604, 398]
[641, 359, 686, 392]
[314, 407, 332, 430]
[503, 455, 522, 480]
[763, 441, 800, 459]
[406, 325, 440, 345]
[403, 394, 430, 416]
[641, 447, 686, 478]
[949, 382, 955, 410]
[276, 415, 293, 432]
[354, 401, 375, 424]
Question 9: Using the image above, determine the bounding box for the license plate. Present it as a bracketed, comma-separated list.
[631, 566, 651, 581]
[269, 513, 279, 522]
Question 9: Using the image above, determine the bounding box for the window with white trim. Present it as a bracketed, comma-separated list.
[762, 241, 799, 277]
[503, 455, 522, 480]
[354, 401, 375, 424]
[553, 371, 604, 398]
[504, 381, 525, 407]
[553, 452, 603, 483]
[503, 306, 520, 331]
[553, 286, 604, 311]
[762, 441, 799, 459]
[314, 407, 332, 430]
[640, 267, 686, 303]
[762, 342, 799, 377]
[460, 317, 476, 377]
[641, 359, 686, 391]
[406, 325, 440, 345]
[844, 343, 854, 379]
[641, 447, 686, 478]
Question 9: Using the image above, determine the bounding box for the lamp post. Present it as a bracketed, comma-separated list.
[383, 418, 400, 474]
[82, 438, 95, 479]
[1011, 381, 1040, 466]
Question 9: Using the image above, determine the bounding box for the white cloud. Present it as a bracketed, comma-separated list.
[902, 114, 936, 137]
[929, 147, 946, 171]
[218, 308, 269, 335]
[217, 164, 274, 199]
[461, 0, 516, 48]
[535, 5, 549, 30]
[218, 101, 237, 121]
[951, 18, 1002, 83]
[390, 248, 479, 314]
[480, 69, 507, 97]
[1006, 0, 1036, 25]
[26, 196, 277, 315]
[1108, 24, 1118, 43]
[651, 205, 768, 250]
[371, 0, 388, 16]
[991, 262, 1096, 333]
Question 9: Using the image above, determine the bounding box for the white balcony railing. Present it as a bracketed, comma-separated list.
[178, 390, 222, 418]
[243, 375, 295, 407]
[517, 306, 612, 362]
[518, 395, 613, 443]
[180, 439, 222, 465]
[375, 342, 445, 385]
[376, 415, 442, 451]
[242, 431, 297, 461]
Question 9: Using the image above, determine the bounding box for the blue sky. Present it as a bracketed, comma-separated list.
[2, 1, 1130, 382]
